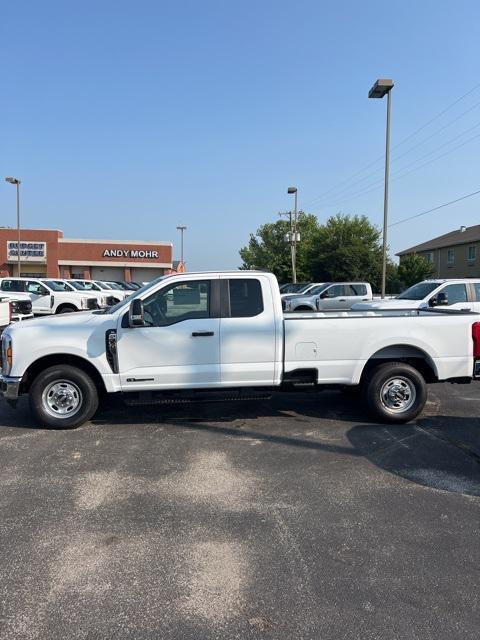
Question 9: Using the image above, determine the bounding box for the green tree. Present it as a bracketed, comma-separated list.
[239, 213, 320, 282]
[398, 253, 434, 288]
[308, 214, 385, 291]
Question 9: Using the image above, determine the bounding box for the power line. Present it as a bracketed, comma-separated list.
[388, 188, 480, 228]
[308, 99, 480, 207]
[302, 81, 480, 208]
[315, 125, 480, 208]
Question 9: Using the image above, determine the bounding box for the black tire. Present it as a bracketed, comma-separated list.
[364, 362, 427, 424]
[56, 305, 77, 314]
[29, 365, 99, 429]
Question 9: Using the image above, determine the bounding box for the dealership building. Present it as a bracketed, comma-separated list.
[0, 227, 181, 281]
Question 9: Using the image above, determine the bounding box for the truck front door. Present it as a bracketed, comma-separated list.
[25, 281, 52, 314]
[116, 278, 221, 390]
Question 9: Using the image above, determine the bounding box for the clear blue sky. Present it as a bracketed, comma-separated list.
[2, 0, 480, 270]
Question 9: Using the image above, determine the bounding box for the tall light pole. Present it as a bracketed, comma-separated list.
[176, 225, 187, 268]
[287, 186, 298, 283]
[5, 177, 22, 277]
[368, 79, 394, 299]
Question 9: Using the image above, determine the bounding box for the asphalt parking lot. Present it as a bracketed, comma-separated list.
[0, 384, 479, 640]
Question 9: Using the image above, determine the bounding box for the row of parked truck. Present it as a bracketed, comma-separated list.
[280, 279, 480, 313]
[0, 277, 142, 328]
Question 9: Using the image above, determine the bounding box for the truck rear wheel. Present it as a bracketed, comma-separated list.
[364, 362, 427, 424]
[29, 365, 99, 429]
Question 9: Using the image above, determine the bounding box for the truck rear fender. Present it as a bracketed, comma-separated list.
[358, 345, 438, 385]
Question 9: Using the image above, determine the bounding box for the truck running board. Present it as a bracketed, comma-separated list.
[123, 388, 273, 406]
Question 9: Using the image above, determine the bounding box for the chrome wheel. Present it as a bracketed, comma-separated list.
[380, 376, 416, 414]
[42, 380, 83, 419]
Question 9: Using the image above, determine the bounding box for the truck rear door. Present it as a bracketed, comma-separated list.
[219, 276, 277, 386]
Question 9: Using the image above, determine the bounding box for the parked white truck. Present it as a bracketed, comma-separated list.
[0, 297, 34, 332]
[0, 278, 99, 314]
[282, 282, 373, 312]
[353, 279, 480, 312]
[1, 271, 479, 429]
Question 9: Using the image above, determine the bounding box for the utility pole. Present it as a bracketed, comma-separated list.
[368, 79, 394, 298]
[279, 210, 296, 283]
[5, 177, 22, 276]
[176, 225, 187, 269]
[287, 187, 298, 283]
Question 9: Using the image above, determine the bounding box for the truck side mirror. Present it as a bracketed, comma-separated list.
[129, 298, 145, 326]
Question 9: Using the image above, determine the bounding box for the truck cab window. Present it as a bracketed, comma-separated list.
[1, 280, 24, 292]
[437, 283, 468, 305]
[347, 284, 367, 296]
[323, 285, 344, 299]
[143, 280, 210, 326]
[228, 279, 263, 317]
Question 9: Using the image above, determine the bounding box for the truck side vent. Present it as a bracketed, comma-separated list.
[105, 329, 118, 373]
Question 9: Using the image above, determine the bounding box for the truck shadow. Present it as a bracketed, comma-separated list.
[1, 393, 479, 496]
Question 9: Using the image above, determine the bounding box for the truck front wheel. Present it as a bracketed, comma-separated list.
[30, 365, 99, 429]
[364, 362, 427, 424]
[56, 304, 77, 314]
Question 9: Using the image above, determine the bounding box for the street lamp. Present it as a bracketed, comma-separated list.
[176, 225, 187, 268]
[287, 186, 298, 283]
[368, 79, 394, 299]
[5, 176, 22, 277]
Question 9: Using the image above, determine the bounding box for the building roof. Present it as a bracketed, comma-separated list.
[397, 224, 480, 256]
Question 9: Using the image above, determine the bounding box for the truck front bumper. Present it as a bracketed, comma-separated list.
[0, 375, 22, 400]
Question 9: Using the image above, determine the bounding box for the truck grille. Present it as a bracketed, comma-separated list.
[87, 298, 99, 310]
[11, 300, 33, 315]
[106, 295, 118, 307]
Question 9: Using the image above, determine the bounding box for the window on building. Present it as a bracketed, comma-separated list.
[143, 280, 210, 326]
[447, 249, 455, 264]
[425, 252, 434, 263]
[228, 279, 264, 317]
[468, 246, 476, 261]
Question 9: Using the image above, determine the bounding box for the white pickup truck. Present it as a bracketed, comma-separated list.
[1, 271, 479, 429]
[0, 297, 34, 333]
[282, 282, 373, 312]
[0, 277, 99, 314]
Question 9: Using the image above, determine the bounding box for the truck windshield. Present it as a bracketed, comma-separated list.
[281, 283, 310, 293]
[398, 282, 441, 300]
[307, 284, 327, 295]
[42, 280, 73, 292]
[102, 275, 172, 313]
[70, 281, 94, 291]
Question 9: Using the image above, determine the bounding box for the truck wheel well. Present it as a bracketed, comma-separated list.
[56, 304, 77, 313]
[21, 354, 106, 395]
[294, 305, 314, 311]
[361, 345, 437, 384]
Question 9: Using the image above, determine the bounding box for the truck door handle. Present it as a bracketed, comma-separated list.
[339, 299, 346, 302]
[192, 331, 214, 337]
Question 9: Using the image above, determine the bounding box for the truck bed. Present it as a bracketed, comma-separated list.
[283, 308, 477, 385]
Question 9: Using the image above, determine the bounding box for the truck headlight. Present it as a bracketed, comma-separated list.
[1, 335, 13, 375]
[81, 298, 89, 309]
[100, 296, 107, 307]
